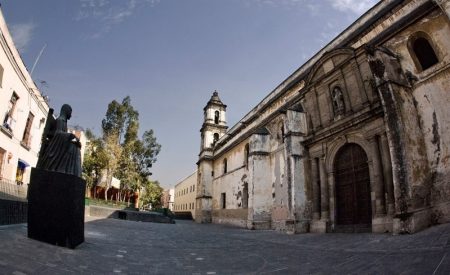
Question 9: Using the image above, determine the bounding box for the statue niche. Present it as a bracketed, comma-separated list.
[331, 86, 345, 116]
[36, 104, 81, 177]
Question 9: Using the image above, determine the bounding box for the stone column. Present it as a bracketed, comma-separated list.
[368, 48, 430, 233]
[319, 157, 330, 220]
[380, 134, 395, 215]
[370, 136, 386, 216]
[195, 160, 214, 223]
[284, 109, 309, 233]
[247, 128, 272, 230]
[311, 158, 320, 221]
[328, 171, 336, 224]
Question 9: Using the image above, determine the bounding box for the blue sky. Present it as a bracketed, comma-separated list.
[2, 0, 378, 188]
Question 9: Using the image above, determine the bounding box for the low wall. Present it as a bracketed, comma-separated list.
[0, 199, 27, 225]
[87, 205, 175, 224]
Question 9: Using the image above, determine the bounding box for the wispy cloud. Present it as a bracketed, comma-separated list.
[245, 0, 321, 13]
[76, 0, 160, 38]
[246, 0, 377, 14]
[328, 0, 378, 14]
[9, 22, 36, 53]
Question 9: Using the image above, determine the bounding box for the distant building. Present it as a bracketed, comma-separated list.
[193, 0, 450, 234]
[161, 188, 174, 210]
[173, 171, 197, 218]
[0, 7, 49, 185]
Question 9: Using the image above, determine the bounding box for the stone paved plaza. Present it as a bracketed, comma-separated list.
[0, 217, 449, 274]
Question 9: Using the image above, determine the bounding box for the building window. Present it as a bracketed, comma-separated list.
[0, 64, 4, 88]
[192, 184, 195, 192]
[21, 112, 34, 148]
[242, 182, 249, 209]
[214, 110, 220, 124]
[0, 147, 5, 179]
[16, 162, 25, 185]
[213, 133, 219, 144]
[221, 192, 226, 209]
[3, 92, 19, 132]
[223, 158, 227, 174]
[409, 33, 439, 72]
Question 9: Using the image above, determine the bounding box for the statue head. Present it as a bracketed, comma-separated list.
[60, 104, 72, 120]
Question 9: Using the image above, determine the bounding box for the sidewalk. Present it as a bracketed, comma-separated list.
[0, 217, 449, 274]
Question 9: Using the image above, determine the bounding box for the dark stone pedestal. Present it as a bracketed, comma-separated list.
[27, 168, 86, 249]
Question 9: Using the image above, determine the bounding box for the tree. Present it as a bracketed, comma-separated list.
[82, 130, 108, 197]
[103, 134, 122, 201]
[134, 130, 161, 178]
[98, 96, 161, 201]
[140, 179, 163, 209]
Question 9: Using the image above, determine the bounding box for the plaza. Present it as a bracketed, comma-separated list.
[1, 217, 449, 274]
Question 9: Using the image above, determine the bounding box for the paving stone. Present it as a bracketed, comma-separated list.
[0, 217, 449, 274]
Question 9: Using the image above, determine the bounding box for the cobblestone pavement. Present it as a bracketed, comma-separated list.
[0, 217, 449, 274]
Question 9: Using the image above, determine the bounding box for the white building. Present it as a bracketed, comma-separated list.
[0, 7, 49, 185]
[174, 171, 197, 218]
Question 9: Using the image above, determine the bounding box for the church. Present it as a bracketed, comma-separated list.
[194, 0, 450, 234]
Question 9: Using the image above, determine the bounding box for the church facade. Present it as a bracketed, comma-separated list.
[195, 0, 450, 234]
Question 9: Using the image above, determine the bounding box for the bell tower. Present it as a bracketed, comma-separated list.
[195, 91, 227, 223]
[200, 91, 227, 151]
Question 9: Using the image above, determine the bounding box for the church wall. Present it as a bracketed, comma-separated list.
[265, 116, 289, 231]
[196, 0, 450, 234]
[211, 141, 249, 227]
[383, 9, 450, 224]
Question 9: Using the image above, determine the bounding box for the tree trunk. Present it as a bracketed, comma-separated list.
[104, 186, 109, 201]
[134, 190, 140, 209]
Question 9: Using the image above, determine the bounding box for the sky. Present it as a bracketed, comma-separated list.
[2, 0, 378, 188]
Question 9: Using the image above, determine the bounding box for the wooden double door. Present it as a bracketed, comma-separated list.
[334, 143, 372, 232]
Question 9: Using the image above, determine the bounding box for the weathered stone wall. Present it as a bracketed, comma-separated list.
[211, 141, 249, 226]
[383, 9, 450, 225]
[263, 116, 287, 230]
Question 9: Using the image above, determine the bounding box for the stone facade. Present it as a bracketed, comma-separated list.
[194, 0, 450, 234]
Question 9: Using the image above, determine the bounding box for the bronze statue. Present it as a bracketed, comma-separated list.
[36, 104, 82, 177]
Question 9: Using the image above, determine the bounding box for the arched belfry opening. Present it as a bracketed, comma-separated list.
[334, 143, 372, 231]
[214, 110, 220, 124]
[409, 33, 439, 71]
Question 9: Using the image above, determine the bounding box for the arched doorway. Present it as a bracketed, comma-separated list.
[334, 143, 372, 232]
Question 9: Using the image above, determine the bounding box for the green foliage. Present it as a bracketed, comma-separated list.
[93, 96, 162, 203]
[134, 130, 161, 178]
[82, 132, 108, 189]
[140, 179, 163, 209]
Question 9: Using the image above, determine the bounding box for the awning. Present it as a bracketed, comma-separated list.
[18, 159, 30, 169]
